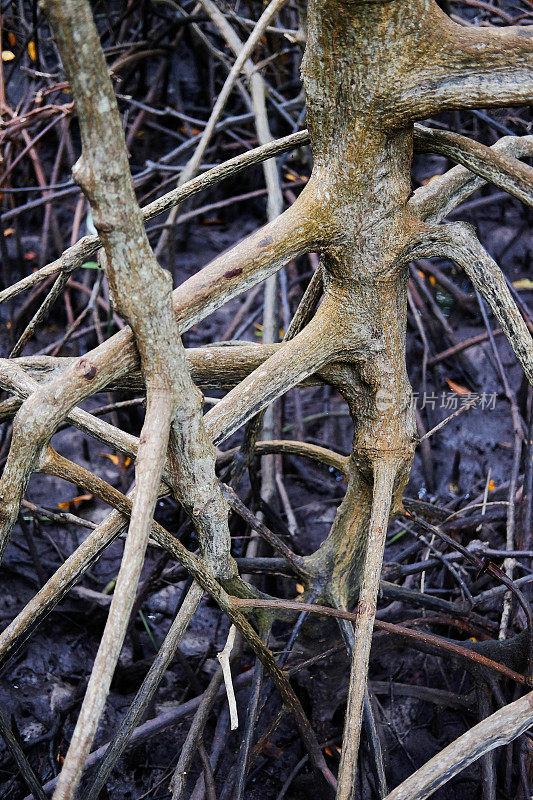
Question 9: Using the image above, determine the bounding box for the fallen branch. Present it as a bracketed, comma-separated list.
[383, 690, 533, 800]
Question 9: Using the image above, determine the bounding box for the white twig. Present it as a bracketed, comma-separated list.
[217, 625, 239, 730]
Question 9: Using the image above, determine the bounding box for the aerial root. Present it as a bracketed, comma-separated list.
[333, 459, 399, 800]
[404, 222, 533, 387]
[410, 134, 533, 223]
[414, 124, 533, 208]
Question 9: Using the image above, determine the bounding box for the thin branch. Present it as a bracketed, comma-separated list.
[0, 706, 48, 800]
[9, 272, 70, 358]
[232, 625, 270, 800]
[155, 0, 289, 255]
[230, 599, 531, 686]
[170, 665, 228, 800]
[222, 483, 306, 576]
[335, 460, 397, 800]
[219, 439, 349, 476]
[217, 625, 239, 731]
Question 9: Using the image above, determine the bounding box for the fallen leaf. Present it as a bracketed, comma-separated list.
[421, 174, 441, 185]
[100, 452, 131, 467]
[261, 741, 283, 760]
[3, 228, 14, 236]
[28, 41, 36, 61]
[58, 494, 93, 511]
[100, 452, 119, 466]
[1, 51, 15, 61]
[8, 33, 16, 46]
[488, 479, 496, 491]
[296, 583, 304, 594]
[446, 378, 469, 396]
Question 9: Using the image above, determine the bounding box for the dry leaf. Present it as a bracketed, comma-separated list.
[1, 51, 15, 61]
[100, 452, 131, 467]
[58, 494, 93, 511]
[100, 452, 119, 465]
[512, 278, 533, 291]
[446, 378, 469, 396]
[28, 41, 36, 61]
[421, 174, 441, 185]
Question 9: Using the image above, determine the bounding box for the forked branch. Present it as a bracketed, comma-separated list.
[414, 125, 533, 208]
[407, 223, 533, 386]
[410, 135, 533, 224]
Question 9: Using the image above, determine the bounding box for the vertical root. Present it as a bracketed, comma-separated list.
[334, 460, 398, 800]
[83, 582, 204, 800]
[52, 389, 174, 800]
